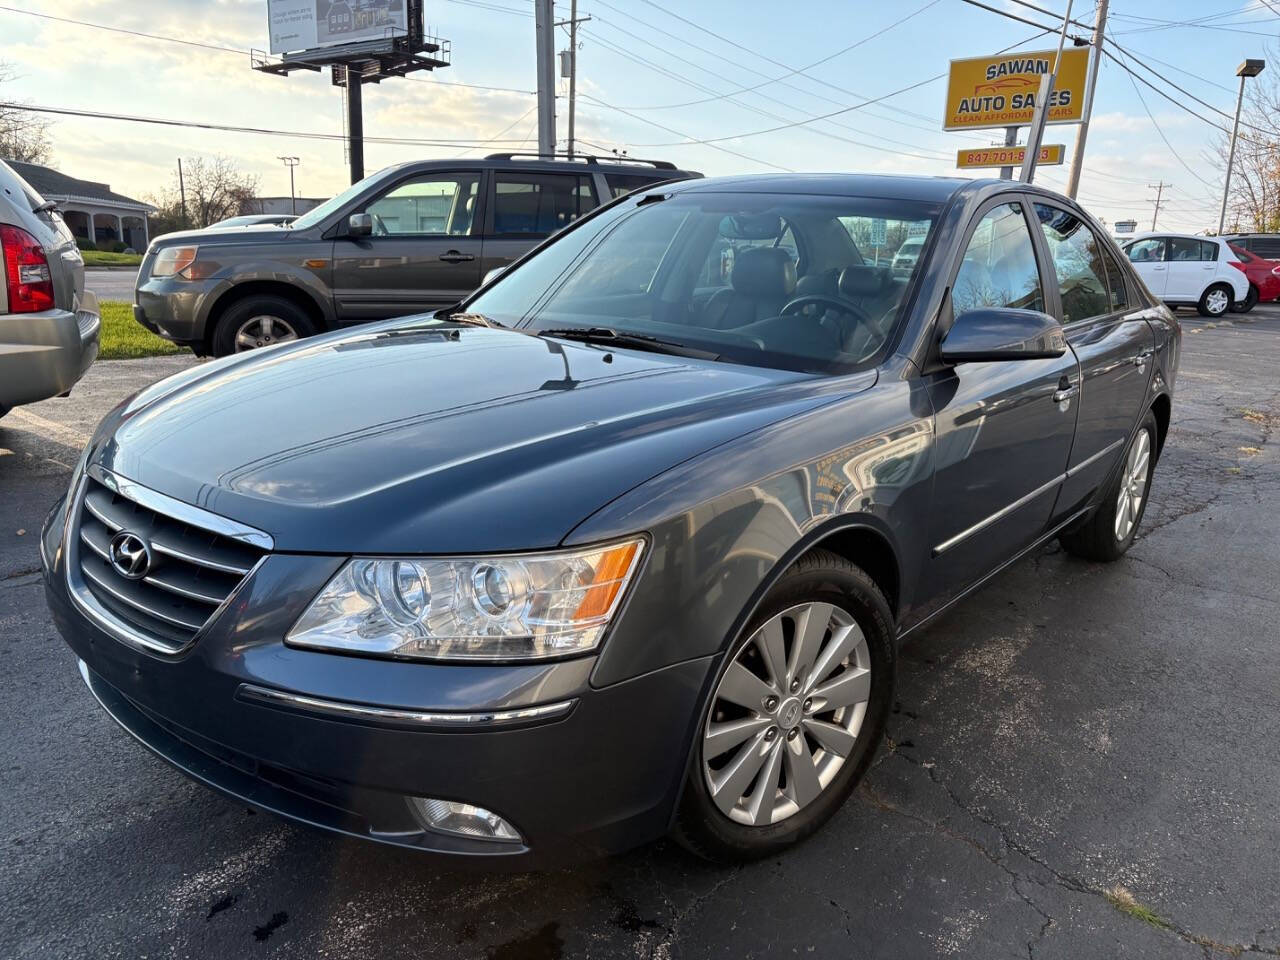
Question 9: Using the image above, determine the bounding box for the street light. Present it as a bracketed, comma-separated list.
[1218, 59, 1265, 236]
[278, 156, 300, 216]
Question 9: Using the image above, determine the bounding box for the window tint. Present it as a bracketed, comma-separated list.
[604, 173, 660, 199]
[364, 174, 480, 236]
[1034, 203, 1111, 323]
[1201, 240, 1219, 261]
[1103, 252, 1129, 311]
[1169, 237, 1210, 262]
[1127, 238, 1166, 263]
[492, 173, 597, 236]
[953, 203, 1044, 315]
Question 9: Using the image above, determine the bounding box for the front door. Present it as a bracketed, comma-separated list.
[923, 199, 1080, 612]
[331, 170, 485, 322]
[1033, 202, 1155, 520]
[1124, 236, 1168, 298]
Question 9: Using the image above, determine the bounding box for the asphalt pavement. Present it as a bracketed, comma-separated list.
[83, 267, 137, 303]
[2, 307, 1278, 959]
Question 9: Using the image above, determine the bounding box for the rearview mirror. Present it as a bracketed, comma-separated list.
[347, 213, 373, 237]
[939, 307, 1066, 363]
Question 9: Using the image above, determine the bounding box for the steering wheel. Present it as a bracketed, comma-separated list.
[780, 295, 875, 352]
[371, 213, 390, 237]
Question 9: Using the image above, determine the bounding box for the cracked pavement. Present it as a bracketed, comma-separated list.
[2, 308, 1278, 959]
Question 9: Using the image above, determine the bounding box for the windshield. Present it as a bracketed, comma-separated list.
[466, 192, 938, 375]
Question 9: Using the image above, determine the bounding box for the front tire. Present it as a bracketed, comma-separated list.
[1060, 410, 1158, 562]
[674, 550, 895, 863]
[211, 296, 316, 357]
[1198, 283, 1232, 317]
[1231, 284, 1259, 313]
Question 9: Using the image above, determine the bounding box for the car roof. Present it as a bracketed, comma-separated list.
[378, 155, 701, 178]
[1126, 230, 1220, 243]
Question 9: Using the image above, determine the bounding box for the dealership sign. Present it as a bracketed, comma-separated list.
[943, 48, 1090, 131]
[956, 143, 1066, 169]
[267, 0, 409, 55]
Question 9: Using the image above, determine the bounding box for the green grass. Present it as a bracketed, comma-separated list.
[1104, 886, 1173, 931]
[82, 250, 143, 267]
[98, 300, 186, 360]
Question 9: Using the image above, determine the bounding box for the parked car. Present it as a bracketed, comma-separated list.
[1226, 243, 1280, 312]
[133, 154, 701, 356]
[0, 159, 99, 420]
[1121, 231, 1248, 317]
[207, 214, 297, 229]
[45, 174, 1178, 866]
[1221, 232, 1280, 259]
[890, 234, 924, 276]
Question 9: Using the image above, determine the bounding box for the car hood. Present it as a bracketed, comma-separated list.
[94, 322, 864, 553]
[150, 226, 295, 247]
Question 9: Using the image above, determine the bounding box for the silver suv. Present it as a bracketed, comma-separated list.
[134, 154, 699, 357]
[0, 160, 100, 419]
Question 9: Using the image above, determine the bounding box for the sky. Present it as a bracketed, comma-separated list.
[0, 0, 1276, 233]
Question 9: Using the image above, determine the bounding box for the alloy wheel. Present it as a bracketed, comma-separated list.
[234, 315, 299, 351]
[1115, 428, 1151, 542]
[703, 602, 871, 826]
[1205, 288, 1230, 315]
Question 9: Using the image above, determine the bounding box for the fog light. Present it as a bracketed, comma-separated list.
[409, 797, 522, 842]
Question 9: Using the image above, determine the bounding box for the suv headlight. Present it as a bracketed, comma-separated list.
[286, 539, 645, 661]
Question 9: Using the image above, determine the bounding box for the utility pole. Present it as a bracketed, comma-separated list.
[557, 1, 590, 158]
[535, 0, 556, 157]
[177, 157, 187, 228]
[278, 156, 299, 215]
[1219, 59, 1266, 235]
[1019, 0, 1075, 183]
[999, 126, 1017, 180]
[1066, 0, 1108, 199]
[1149, 181, 1169, 230]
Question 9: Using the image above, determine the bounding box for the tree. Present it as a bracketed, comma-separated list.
[146, 156, 260, 234]
[0, 62, 53, 165]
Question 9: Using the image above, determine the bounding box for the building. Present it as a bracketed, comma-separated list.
[238, 195, 327, 217]
[6, 160, 155, 251]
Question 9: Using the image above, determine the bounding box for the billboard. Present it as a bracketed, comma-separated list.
[943, 48, 1090, 131]
[956, 144, 1066, 169]
[268, 0, 408, 55]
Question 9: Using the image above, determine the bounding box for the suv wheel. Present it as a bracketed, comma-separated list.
[212, 296, 316, 357]
[674, 550, 894, 863]
[1198, 283, 1232, 317]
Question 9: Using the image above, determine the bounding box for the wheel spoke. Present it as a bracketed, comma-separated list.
[756, 618, 789, 690]
[717, 661, 777, 711]
[784, 734, 823, 809]
[710, 733, 771, 815]
[277, 327, 298, 343]
[810, 665, 872, 712]
[807, 621, 864, 691]
[705, 716, 772, 760]
[787, 602, 833, 688]
[235, 329, 257, 350]
[803, 718, 857, 757]
[745, 742, 784, 825]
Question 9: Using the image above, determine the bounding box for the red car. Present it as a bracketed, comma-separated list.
[1228, 244, 1280, 312]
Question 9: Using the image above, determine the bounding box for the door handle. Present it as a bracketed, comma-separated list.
[439, 251, 475, 263]
[1052, 383, 1080, 404]
[1133, 350, 1153, 371]
[1153, 265, 1166, 271]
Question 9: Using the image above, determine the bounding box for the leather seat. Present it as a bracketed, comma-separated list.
[704, 247, 797, 329]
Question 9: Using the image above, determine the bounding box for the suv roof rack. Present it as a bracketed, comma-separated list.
[484, 152, 678, 171]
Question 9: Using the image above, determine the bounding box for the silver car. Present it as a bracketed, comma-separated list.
[0, 160, 99, 418]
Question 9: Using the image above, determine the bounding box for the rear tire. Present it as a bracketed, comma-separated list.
[1231, 284, 1259, 313]
[1059, 410, 1159, 562]
[1197, 283, 1232, 317]
[211, 296, 316, 357]
[673, 550, 895, 863]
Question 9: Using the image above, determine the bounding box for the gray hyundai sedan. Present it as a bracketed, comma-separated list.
[42, 174, 1178, 866]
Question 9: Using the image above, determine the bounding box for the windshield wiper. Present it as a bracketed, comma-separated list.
[537, 326, 719, 360]
[31, 200, 58, 214]
[436, 310, 503, 328]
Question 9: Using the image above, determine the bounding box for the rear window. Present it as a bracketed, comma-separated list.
[604, 173, 663, 199]
[492, 173, 597, 236]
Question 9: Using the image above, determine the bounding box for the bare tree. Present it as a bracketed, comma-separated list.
[1218, 54, 1280, 233]
[146, 156, 260, 233]
[0, 62, 53, 165]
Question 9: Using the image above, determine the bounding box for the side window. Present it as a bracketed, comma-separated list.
[1102, 252, 1130, 311]
[952, 202, 1044, 315]
[1200, 240, 1219, 262]
[1169, 237, 1202, 262]
[604, 173, 659, 199]
[1127, 238, 1166, 263]
[1034, 203, 1111, 323]
[491, 173, 598, 237]
[363, 174, 480, 236]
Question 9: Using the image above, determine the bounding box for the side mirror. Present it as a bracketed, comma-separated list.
[939, 307, 1066, 363]
[482, 266, 506, 286]
[347, 213, 373, 237]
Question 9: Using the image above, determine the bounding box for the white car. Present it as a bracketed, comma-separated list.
[1121, 232, 1248, 317]
[891, 236, 924, 276]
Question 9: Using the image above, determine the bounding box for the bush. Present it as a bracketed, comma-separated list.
[76, 237, 98, 251]
[110, 240, 128, 253]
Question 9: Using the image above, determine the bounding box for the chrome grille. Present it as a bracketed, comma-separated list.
[69, 471, 267, 653]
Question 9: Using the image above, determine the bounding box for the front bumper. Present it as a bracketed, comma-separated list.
[0, 299, 99, 409]
[41, 500, 711, 865]
[134, 276, 222, 345]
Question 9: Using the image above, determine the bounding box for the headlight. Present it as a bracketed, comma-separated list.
[286, 539, 645, 661]
[150, 245, 199, 278]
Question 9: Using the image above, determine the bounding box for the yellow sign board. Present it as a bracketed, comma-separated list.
[956, 144, 1066, 169]
[944, 48, 1090, 131]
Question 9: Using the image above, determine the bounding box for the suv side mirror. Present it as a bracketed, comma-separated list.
[939, 307, 1067, 363]
[347, 213, 373, 237]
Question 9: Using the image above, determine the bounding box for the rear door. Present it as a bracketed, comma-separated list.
[330, 169, 485, 321]
[1032, 202, 1154, 522]
[1165, 236, 1212, 301]
[1124, 236, 1168, 297]
[479, 171, 600, 280]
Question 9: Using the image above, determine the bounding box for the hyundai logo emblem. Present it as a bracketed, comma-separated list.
[108, 531, 153, 580]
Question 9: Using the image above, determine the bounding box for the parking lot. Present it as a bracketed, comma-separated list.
[2, 307, 1278, 959]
